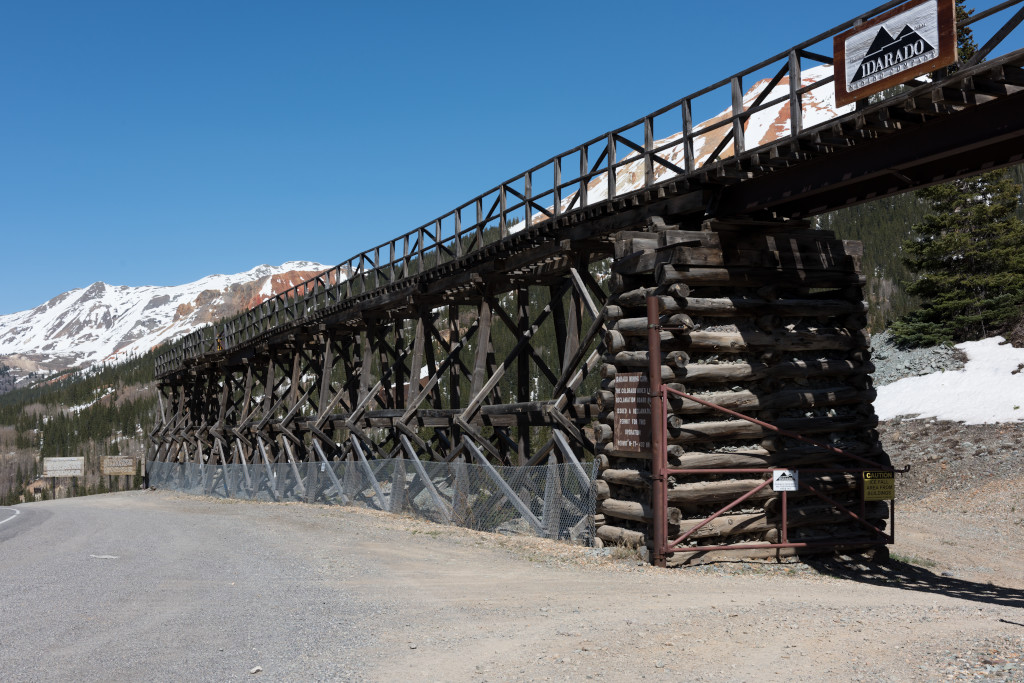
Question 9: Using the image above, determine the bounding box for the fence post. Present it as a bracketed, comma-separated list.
[542, 455, 562, 539]
[452, 456, 470, 527]
[389, 455, 406, 513]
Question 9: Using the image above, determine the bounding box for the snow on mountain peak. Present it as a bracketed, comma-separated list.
[0, 261, 328, 380]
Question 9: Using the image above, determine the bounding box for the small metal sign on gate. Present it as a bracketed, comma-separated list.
[614, 372, 652, 452]
[772, 469, 799, 492]
[834, 0, 957, 106]
[863, 471, 896, 500]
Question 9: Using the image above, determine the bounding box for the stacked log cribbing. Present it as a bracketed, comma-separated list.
[593, 221, 891, 565]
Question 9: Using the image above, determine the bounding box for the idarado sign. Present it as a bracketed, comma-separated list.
[834, 0, 957, 106]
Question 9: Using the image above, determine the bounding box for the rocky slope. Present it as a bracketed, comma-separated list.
[0, 261, 327, 382]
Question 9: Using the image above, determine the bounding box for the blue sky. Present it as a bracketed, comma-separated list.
[1, 1, 885, 315]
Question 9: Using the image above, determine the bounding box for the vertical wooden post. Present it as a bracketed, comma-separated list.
[579, 146, 589, 207]
[468, 299, 492, 402]
[516, 288, 531, 465]
[543, 454, 562, 539]
[647, 295, 667, 568]
[448, 305, 461, 446]
[606, 132, 617, 200]
[406, 316, 426, 406]
[643, 116, 654, 187]
[731, 75, 745, 155]
[789, 49, 803, 137]
[389, 454, 406, 513]
[683, 98, 694, 173]
[359, 325, 373, 404]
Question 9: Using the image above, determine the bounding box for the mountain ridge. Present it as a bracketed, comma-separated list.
[0, 260, 328, 384]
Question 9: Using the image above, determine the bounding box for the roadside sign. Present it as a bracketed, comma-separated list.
[834, 0, 957, 107]
[863, 471, 896, 501]
[614, 372, 652, 452]
[42, 457, 85, 477]
[101, 456, 137, 476]
[772, 469, 799, 492]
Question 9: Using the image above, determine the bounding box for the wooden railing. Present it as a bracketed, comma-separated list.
[155, 0, 1024, 378]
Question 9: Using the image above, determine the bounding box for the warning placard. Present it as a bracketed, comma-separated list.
[863, 471, 895, 501]
[614, 372, 652, 452]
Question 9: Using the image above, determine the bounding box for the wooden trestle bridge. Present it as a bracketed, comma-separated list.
[151, 0, 1024, 565]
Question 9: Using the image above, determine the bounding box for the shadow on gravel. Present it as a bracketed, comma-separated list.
[807, 557, 1024, 610]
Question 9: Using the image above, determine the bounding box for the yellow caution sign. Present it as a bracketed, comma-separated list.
[863, 471, 895, 501]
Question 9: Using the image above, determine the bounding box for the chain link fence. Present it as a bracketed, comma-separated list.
[147, 456, 596, 543]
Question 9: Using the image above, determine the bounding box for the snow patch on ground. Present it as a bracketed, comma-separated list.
[875, 337, 1024, 424]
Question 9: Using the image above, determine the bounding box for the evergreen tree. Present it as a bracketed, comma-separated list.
[890, 171, 1024, 346]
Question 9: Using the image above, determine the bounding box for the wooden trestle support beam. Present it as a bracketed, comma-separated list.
[149, 236, 613, 510]
[150, 212, 892, 564]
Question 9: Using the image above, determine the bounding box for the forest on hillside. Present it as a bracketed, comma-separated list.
[0, 352, 157, 504]
[818, 164, 1024, 331]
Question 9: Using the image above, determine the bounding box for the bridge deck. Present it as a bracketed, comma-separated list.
[156, 1, 1024, 379]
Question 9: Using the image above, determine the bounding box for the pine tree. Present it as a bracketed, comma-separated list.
[890, 171, 1024, 346]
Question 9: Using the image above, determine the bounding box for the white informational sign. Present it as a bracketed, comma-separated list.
[43, 457, 85, 477]
[772, 469, 799, 492]
[101, 456, 137, 476]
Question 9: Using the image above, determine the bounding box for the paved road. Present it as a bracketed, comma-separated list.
[2, 491, 1022, 682]
[0, 492, 388, 682]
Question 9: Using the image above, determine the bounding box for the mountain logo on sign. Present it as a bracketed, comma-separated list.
[854, 24, 936, 83]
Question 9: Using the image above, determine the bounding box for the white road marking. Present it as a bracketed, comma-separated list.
[0, 507, 20, 526]
[89, 554, 119, 560]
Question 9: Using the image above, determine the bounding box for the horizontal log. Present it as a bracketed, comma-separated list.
[676, 501, 889, 539]
[606, 329, 674, 353]
[667, 415, 876, 445]
[596, 524, 647, 547]
[692, 296, 866, 317]
[603, 305, 624, 322]
[658, 264, 865, 288]
[665, 540, 882, 566]
[614, 285, 673, 307]
[594, 479, 610, 500]
[670, 359, 873, 384]
[667, 386, 874, 415]
[601, 363, 686, 382]
[600, 468, 650, 489]
[600, 498, 682, 525]
[608, 350, 690, 369]
[614, 246, 725, 275]
[678, 328, 865, 353]
[670, 445, 888, 470]
[667, 473, 856, 505]
[619, 295, 866, 319]
[611, 314, 694, 336]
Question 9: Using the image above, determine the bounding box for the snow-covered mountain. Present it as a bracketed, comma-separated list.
[0, 261, 328, 381]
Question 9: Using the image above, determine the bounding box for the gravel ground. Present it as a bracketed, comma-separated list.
[2, 490, 1023, 682]
[869, 331, 968, 386]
